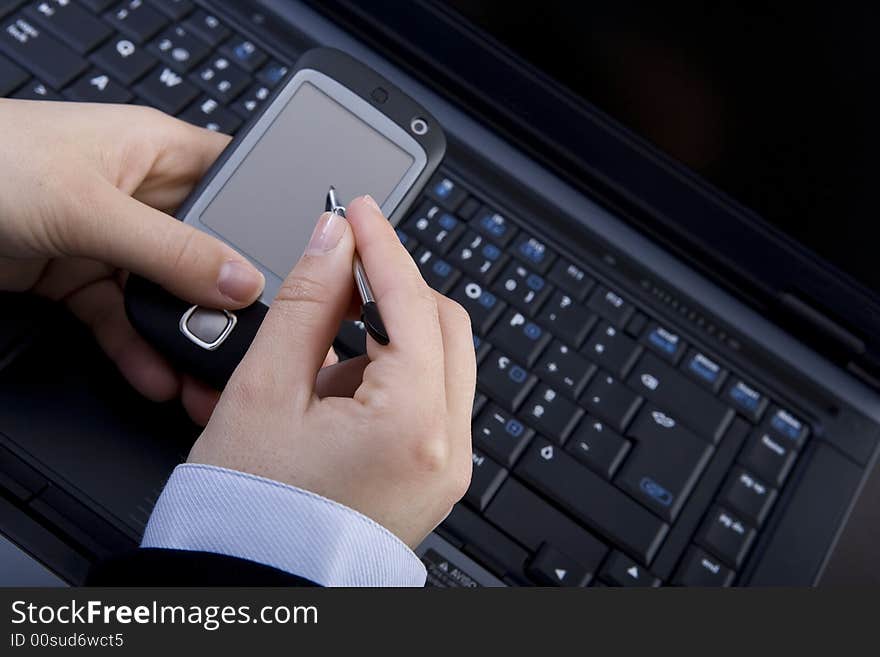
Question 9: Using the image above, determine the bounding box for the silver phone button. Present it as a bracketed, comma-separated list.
[180, 306, 237, 350]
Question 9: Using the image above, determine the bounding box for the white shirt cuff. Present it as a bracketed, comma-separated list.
[141, 463, 426, 587]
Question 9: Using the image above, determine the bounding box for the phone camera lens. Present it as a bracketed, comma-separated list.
[410, 117, 429, 135]
[371, 87, 388, 104]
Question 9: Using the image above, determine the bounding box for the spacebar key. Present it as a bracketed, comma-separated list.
[515, 438, 669, 563]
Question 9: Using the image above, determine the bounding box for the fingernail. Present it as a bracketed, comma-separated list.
[363, 195, 381, 212]
[306, 211, 348, 255]
[218, 261, 264, 303]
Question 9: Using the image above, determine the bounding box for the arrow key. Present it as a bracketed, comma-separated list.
[63, 68, 132, 103]
[600, 551, 661, 587]
[528, 543, 591, 587]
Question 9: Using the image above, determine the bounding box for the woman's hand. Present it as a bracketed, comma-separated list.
[188, 196, 476, 548]
[0, 100, 266, 423]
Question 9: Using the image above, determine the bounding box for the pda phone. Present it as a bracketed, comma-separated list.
[125, 48, 446, 389]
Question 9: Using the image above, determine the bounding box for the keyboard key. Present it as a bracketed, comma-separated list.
[643, 323, 687, 363]
[766, 406, 809, 449]
[616, 405, 714, 522]
[625, 311, 649, 338]
[395, 228, 418, 253]
[512, 232, 555, 273]
[178, 95, 241, 133]
[414, 248, 460, 294]
[472, 392, 487, 419]
[723, 378, 768, 422]
[12, 77, 60, 98]
[148, 24, 209, 72]
[182, 8, 229, 47]
[25, 0, 113, 54]
[536, 290, 596, 347]
[581, 372, 642, 433]
[449, 279, 505, 335]
[737, 430, 796, 487]
[0, 15, 87, 89]
[565, 417, 631, 479]
[148, 0, 193, 20]
[528, 543, 591, 587]
[63, 68, 132, 102]
[586, 285, 634, 328]
[256, 59, 288, 87]
[134, 65, 197, 114]
[493, 261, 551, 315]
[488, 308, 551, 367]
[479, 350, 537, 412]
[682, 349, 727, 393]
[472, 334, 490, 363]
[696, 506, 756, 569]
[485, 478, 607, 579]
[1, 1, 24, 20]
[547, 259, 594, 301]
[457, 196, 480, 221]
[447, 230, 506, 282]
[600, 551, 661, 587]
[403, 202, 464, 255]
[719, 467, 777, 527]
[465, 451, 507, 511]
[0, 52, 27, 94]
[189, 53, 248, 102]
[672, 546, 735, 586]
[442, 504, 529, 581]
[520, 384, 583, 445]
[471, 206, 517, 246]
[515, 438, 668, 564]
[105, 0, 168, 43]
[535, 340, 595, 398]
[472, 404, 533, 467]
[219, 36, 266, 72]
[78, 0, 115, 11]
[230, 80, 270, 118]
[90, 36, 155, 85]
[627, 352, 734, 443]
[582, 320, 642, 378]
[426, 173, 467, 210]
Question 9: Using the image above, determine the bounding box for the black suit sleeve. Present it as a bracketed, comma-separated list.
[87, 548, 319, 586]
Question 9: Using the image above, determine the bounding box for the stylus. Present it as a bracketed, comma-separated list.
[326, 187, 390, 345]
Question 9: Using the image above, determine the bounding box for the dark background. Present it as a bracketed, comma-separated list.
[442, 1, 877, 292]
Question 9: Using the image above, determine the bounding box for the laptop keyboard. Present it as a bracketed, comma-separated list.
[0, 1, 813, 587]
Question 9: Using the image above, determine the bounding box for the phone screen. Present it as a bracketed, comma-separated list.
[201, 81, 415, 280]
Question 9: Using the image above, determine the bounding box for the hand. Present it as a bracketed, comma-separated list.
[0, 100, 267, 423]
[188, 196, 476, 548]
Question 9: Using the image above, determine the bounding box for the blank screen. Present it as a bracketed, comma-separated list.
[202, 81, 414, 278]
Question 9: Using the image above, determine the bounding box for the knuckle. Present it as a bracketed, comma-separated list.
[410, 431, 451, 474]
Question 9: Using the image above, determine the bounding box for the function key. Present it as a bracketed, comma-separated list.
[472, 404, 533, 467]
[183, 9, 229, 47]
[528, 543, 591, 587]
[535, 341, 596, 398]
[512, 232, 555, 274]
[0, 15, 87, 89]
[148, 24, 210, 72]
[256, 60, 288, 87]
[586, 285, 634, 328]
[718, 467, 777, 527]
[465, 451, 507, 512]
[90, 36, 156, 85]
[25, 0, 114, 54]
[149, 0, 194, 21]
[447, 230, 507, 282]
[536, 290, 596, 347]
[414, 248, 459, 294]
[520, 384, 584, 445]
[231, 81, 271, 118]
[403, 203, 464, 255]
[547, 258, 595, 301]
[12, 77, 62, 99]
[105, 1, 168, 44]
[643, 323, 687, 363]
[219, 36, 266, 72]
[723, 378, 768, 422]
[449, 279, 505, 335]
[565, 417, 630, 479]
[471, 206, 517, 246]
[178, 95, 241, 133]
[478, 350, 537, 412]
[426, 173, 467, 210]
[682, 349, 727, 393]
[696, 506, 756, 569]
[737, 430, 797, 487]
[672, 546, 735, 586]
[493, 261, 551, 315]
[765, 406, 809, 449]
[189, 54, 248, 103]
[580, 372, 642, 434]
[600, 551, 661, 587]
[582, 321, 642, 378]
[487, 308, 551, 367]
[63, 68, 132, 103]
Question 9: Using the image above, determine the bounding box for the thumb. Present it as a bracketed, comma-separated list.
[73, 183, 265, 308]
[242, 211, 355, 400]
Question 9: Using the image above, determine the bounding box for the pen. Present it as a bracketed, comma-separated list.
[325, 186, 390, 345]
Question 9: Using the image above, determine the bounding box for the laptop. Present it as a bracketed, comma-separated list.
[0, 0, 878, 587]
